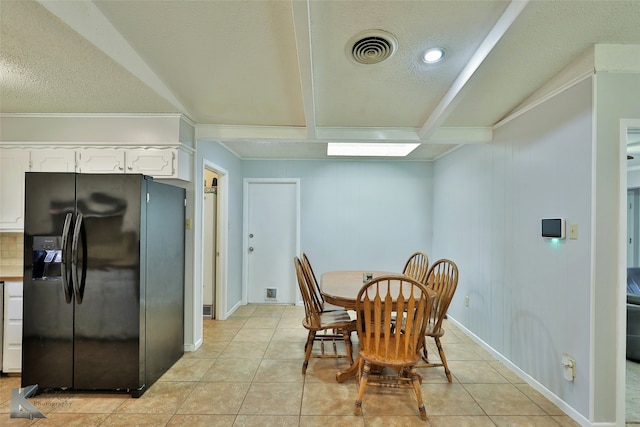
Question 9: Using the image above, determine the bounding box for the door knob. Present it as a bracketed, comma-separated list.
[249, 247, 254, 252]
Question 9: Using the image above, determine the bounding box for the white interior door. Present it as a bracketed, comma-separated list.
[203, 193, 216, 317]
[245, 180, 299, 304]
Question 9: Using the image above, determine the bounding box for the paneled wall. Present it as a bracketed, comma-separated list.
[433, 78, 594, 417]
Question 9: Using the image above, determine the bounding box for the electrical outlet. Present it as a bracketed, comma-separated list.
[465, 296, 470, 307]
[562, 353, 575, 381]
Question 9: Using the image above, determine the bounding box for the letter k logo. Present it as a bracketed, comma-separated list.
[10, 385, 46, 419]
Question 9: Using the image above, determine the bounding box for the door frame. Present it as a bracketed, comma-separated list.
[242, 178, 300, 305]
[202, 160, 228, 320]
[619, 119, 640, 423]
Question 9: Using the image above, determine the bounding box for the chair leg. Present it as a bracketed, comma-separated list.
[342, 328, 354, 364]
[435, 337, 452, 382]
[354, 360, 369, 416]
[422, 340, 430, 363]
[409, 366, 428, 421]
[302, 331, 316, 374]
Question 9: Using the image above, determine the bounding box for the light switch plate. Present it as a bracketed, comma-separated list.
[569, 224, 578, 239]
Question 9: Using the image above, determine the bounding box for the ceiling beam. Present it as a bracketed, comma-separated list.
[197, 125, 308, 141]
[195, 124, 491, 144]
[418, 0, 529, 141]
[36, 0, 192, 119]
[291, 0, 317, 139]
[316, 127, 419, 142]
[317, 127, 492, 143]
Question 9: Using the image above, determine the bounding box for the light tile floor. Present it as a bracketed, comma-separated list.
[0, 304, 598, 426]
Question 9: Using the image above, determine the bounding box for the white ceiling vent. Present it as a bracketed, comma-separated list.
[347, 30, 398, 65]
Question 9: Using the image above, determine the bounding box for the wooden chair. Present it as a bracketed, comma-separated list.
[354, 275, 435, 421]
[402, 251, 429, 284]
[300, 252, 342, 312]
[294, 257, 355, 374]
[392, 252, 430, 329]
[419, 258, 459, 382]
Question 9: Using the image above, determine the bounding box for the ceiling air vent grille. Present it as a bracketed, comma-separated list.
[348, 30, 397, 65]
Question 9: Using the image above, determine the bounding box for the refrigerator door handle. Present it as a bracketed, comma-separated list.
[61, 212, 73, 303]
[71, 213, 87, 304]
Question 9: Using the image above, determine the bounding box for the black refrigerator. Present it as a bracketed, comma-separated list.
[22, 173, 185, 397]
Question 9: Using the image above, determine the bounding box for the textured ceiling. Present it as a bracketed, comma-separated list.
[1, 0, 639, 160]
[0, 0, 177, 114]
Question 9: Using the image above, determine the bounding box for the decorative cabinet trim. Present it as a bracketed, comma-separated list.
[0, 149, 29, 230]
[0, 145, 192, 230]
[77, 149, 126, 173]
[1, 145, 192, 180]
[30, 148, 77, 172]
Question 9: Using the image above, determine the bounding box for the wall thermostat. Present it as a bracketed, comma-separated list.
[541, 218, 566, 239]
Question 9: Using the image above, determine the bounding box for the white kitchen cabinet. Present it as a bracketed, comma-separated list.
[30, 148, 77, 172]
[77, 148, 182, 178]
[0, 145, 190, 231]
[3, 280, 23, 373]
[77, 148, 126, 173]
[0, 148, 30, 231]
[127, 149, 175, 177]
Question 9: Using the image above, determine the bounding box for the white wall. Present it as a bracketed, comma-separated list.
[433, 78, 594, 419]
[197, 142, 244, 318]
[242, 160, 434, 277]
[194, 151, 434, 317]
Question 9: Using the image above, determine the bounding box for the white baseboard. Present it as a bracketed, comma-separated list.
[447, 316, 592, 427]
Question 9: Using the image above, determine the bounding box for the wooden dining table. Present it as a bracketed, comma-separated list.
[321, 270, 394, 310]
[320, 270, 396, 382]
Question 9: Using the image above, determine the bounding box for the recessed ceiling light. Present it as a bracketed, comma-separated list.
[422, 47, 445, 64]
[327, 143, 420, 157]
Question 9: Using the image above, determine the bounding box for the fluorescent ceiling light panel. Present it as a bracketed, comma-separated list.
[327, 142, 420, 157]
